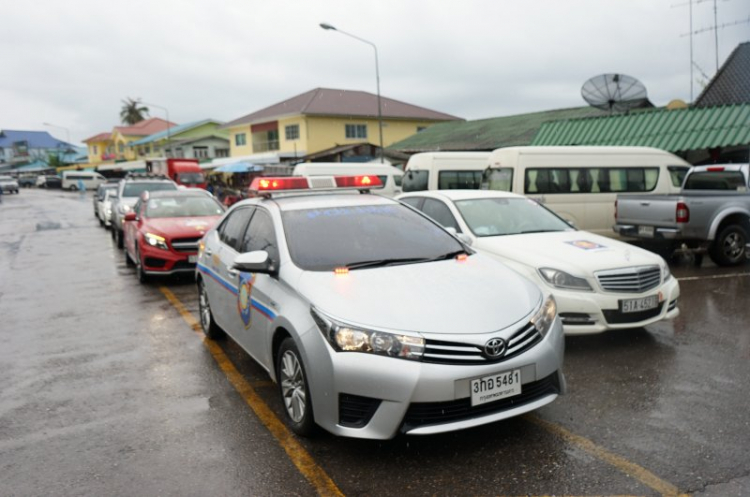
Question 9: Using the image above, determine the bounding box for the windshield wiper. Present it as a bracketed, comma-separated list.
[344, 257, 434, 270]
[517, 229, 562, 234]
[426, 249, 469, 262]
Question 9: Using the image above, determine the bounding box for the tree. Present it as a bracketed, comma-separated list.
[120, 98, 149, 125]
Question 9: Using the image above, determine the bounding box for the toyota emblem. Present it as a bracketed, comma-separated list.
[483, 338, 507, 359]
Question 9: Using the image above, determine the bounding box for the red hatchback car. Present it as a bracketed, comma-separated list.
[124, 190, 225, 283]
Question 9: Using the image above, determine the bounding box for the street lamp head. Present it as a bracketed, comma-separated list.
[320, 22, 336, 31]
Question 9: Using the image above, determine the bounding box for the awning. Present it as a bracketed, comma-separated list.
[531, 103, 750, 152]
[214, 162, 265, 173]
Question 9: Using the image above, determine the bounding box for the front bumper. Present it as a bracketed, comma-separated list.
[140, 243, 197, 276]
[552, 276, 680, 335]
[299, 316, 566, 440]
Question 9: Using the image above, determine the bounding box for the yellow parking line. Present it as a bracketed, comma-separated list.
[677, 272, 750, 281]
[159, 287, 344, 497]
[525, 415, 688, 497]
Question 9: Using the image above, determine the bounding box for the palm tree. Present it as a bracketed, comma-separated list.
[120, 98, 149, 125]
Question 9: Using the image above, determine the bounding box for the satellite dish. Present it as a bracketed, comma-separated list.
[581, 73, 648, 114]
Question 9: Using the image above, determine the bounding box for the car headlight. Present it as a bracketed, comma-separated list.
[144, 233, 169, 250]
[538, 267, 593, 291]
[661, 261, 672, 282]
[311, 307, 425, 361]
[530, 295, 557, 337]
[118, 204, 132, 214]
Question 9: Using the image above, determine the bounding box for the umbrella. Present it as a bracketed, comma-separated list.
[214, 162, 265, 173]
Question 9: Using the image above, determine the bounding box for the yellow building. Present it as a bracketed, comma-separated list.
[84, 118, 175, 165]
[222, 88, 462, 159]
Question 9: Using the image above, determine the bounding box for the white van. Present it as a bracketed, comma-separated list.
[402, 152, 492, 191]
[403, 147, 691, 237]
[292, 162, 404, 197]
[62, 171, 107, 191]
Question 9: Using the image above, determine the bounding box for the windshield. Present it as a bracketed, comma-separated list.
[282, 203, 464, 271]
[177, 172, 205, 185]
[683, 171, 747, 190]
[122, 182, 177, 197]
[145, 196, 223, 218]
[455, 197, 573, 237]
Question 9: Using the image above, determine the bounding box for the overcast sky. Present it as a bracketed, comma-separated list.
[1, 0, 748, 144]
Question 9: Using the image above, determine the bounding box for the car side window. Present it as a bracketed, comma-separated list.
[399, 197, 424, 210]
[241, 210, 278, 263]
[219, 208, 254, 252]
[422, 198, 461, 232]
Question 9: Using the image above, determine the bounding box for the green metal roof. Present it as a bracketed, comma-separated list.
[388, 106, 607, 152]
[532, 104, 750, 152]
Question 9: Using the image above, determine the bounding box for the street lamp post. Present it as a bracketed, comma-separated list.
[139, 101, 171, 157]
[320, 23, 384, 163]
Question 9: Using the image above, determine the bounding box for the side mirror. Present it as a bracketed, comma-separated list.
[233, 250, 276, 275]
[445, 227, 473, 247]
[124, 212, 137, 222]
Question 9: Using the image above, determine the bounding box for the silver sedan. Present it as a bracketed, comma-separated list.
[196, 178, 566, 440]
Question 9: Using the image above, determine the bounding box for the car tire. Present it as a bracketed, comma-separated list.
[135, 247, 149, 284]
[111, 225, 116, 240]
[198, 279, 225, 340]
[69, 185, 77, 191]
[277, 337, 316, 437]
[99, 217, 104, 227]
[116, 229, 124, 249]
[709, 224, 748, 266]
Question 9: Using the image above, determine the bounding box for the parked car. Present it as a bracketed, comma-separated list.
[123, 189, 224, 283]
[196, 175, 565, 439]
[17, 176, 36, 188]
[94, 183, 119, 226]
[0, 176, 20, 194]
[615, 164, 750, 266]
[98, 189, 118, 229]
[398, 190, 680, 335]
[109, 173, 179, 249]
[36, 175, 62, 189]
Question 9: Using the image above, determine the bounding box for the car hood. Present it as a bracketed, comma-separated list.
[143, 216, 221, 238]
[473, 230, 662, 274]
[295, 253, 541, 335]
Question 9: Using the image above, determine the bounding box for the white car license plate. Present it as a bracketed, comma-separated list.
[638, 225, 655, 238]
[621, 295, 658, 313]
[188, 255, 197, 263]
[470, 369, 521, 407]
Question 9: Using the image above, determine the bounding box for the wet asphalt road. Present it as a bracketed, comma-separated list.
[1, 188, 749, 496]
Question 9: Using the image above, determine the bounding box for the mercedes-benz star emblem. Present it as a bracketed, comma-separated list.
[483, 338, 507, 359]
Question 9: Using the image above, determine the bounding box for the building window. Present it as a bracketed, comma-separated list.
[145, 145, 150, 154]
[235, 133, 247, 146]
[215, 148, 229, 158]
[285, 124, 300, 140]
[345, 124, 367, 139]
[92, 145, 98, 154]
[194, 146, 209, 159]
[118, 143, 124, 153]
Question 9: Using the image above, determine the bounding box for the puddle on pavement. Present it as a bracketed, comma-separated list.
[36, 221, 63, 231]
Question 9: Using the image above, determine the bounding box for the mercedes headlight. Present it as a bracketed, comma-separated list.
[539, 267, 593, 291]
[144, 233, 168, 250]
[661, 261, 672, 282]
[311, 307, 424, 361]
[530, 295, 557, 337]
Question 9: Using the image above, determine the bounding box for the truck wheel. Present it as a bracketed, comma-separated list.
[709, 225, 748, 266]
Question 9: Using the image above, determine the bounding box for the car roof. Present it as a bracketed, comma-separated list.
[399, 189, 525, 202]
[146, 189, 210, 199]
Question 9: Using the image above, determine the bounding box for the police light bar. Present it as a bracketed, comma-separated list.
[249, 175, 383, 194]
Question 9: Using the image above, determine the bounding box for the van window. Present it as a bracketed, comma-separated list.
[403, 170, 429, 192]
[668, 166, 690, 187]
[482, 168, 513, 192]
[438, 170, 483, 190]
[524, 167, 659, 194]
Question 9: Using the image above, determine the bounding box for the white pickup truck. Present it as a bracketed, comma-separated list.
[614, 164, 750, 266]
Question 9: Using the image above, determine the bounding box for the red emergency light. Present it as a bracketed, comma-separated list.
[250, 177, 310, 192]
[333, 175, 383, 188]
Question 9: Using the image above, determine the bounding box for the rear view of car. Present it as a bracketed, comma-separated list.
[0, 176, 19, 194]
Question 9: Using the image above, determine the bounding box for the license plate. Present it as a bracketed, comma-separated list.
[638, 225, 655, 238]
[621, 295, 658, 313]
[470, 369, 522, 407]
[188, 255, 197, 263]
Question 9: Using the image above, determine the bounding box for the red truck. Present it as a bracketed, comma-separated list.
[146, 158, 207, 189]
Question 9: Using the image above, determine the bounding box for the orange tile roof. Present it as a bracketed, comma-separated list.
[114, 117, 177, 137]
[83, 132, 112, 143]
